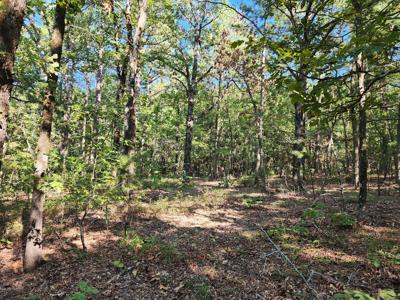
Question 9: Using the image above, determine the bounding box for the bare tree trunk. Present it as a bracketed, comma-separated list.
[81, 75, 90, 160]
[357, 52, 368, 211]
[396, 103, 400, 183]
[24, 2, 66, 272]
[123, 0, 148, 177]
[90, 47, 104, 164]
[211, 74, 222, 179]
[314, 118, 321, 173]
[0, 0, 26, 176]
[184, 86, 196, 177]
[60, 68, 73, 174]
[341, 113, 350, 174]
[350, 107, 359, 188]
[292, 70, 307, 189]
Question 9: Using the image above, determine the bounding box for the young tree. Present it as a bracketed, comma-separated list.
[24, 0, 68, 272]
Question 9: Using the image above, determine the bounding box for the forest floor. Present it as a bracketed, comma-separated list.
[1, 178, 399, 299]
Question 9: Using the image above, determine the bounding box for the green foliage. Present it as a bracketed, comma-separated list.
[333, 289, 399, 300]
[242, 195, 263, 209]
[185, 276, 212, 300]
[330, 213, 355, 229]
[121, 231, 180, 261]
[112, 260, 124, 269]
[69, 281, 100, 300]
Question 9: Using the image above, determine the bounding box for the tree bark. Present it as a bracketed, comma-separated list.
[292, 66, 307, 189]
[341, 113, 350, 174]
[24, 2, 66, 272]
[357, 52, 368, 211]
[123, 0, 148, 176]
[90, 47, 104, 164]
[350, 107, 359, 188]
[0, 0, 26, 175]
[60, 65, 73, 174]
[396, 103, 400, 182]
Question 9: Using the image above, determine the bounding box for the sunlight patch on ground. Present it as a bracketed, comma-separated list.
[159, 208, 244, 232]
[301, 247, 364, 263]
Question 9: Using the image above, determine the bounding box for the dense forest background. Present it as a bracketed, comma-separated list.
[0, 0, 399, 299]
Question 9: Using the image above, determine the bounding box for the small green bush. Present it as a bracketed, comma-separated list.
[330, 213, 355, 229]
[69, 281, 100, 300]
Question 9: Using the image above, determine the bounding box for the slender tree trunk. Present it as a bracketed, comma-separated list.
[211, 75, 222, 179]
[24, 2, 66, 272]
[396, 103, 400, 183]
[341, 114, 350, 174]
[0, 0, 26, 176]
[357, 52, 368, 211]
[90, 47, 104, 164]
[255, 46, 267, 188]
[81, 75, 90, 160]
[184, 86, 196, 177]
[350, 107, 359, 188]
[292, 70, 307, 188]
[60, 68, 73, 174]
[123, 0, 148, 177]
[314, 117, 321, 173]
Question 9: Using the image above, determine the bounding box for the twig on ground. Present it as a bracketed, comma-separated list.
[346, 266, 360, 286]
[257, 224, 320, 300]
[106, 266, 135, 284]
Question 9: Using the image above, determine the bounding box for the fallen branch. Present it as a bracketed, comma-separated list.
[257, 224, 320, 300]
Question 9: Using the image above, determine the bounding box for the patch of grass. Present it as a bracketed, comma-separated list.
[121, 231, 180, 262]
[242, 195, 263, 208]
[184, 275, 212, 300]
[330, 212, 355, 229]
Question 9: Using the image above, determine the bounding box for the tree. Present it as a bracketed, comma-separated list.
[24, 0, 68, 272]
[0, 0, 26, 177]
[123, 0, 149, 177]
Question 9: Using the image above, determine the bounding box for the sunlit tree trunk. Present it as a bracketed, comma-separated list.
[90, 47, 104, 164]
[60, 62, 73, 174]
[352, 0, 368, 211]
[0, 0, 26, 177]
[211, 74, 222, 179]
[24, 2, 66, 272]
[123, 0, 148, 177]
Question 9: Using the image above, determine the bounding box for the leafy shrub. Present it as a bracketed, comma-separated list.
[333, 289, 399, 300]
[69, 281, 100, 300]
[242, 195, 263, 209]
[330, 213, 355, 229]
[121, 232, 180, 261]
[112, 260, 124, 269]
[185, 275, 212, 300]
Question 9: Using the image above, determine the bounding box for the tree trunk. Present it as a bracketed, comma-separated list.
[123, 0, 148, 177]
[184, 87, 195, 177]
[24, 2, 66, 272]
[341, 113, 350, 174]
[357, 52, 368, 211]
[396, 103, 400, 182]
[292, 70, 307, 188]
[60, 68, 73, 174]
[90, 47, 104, 164]
[0, 0, 26, 175]
[211, 74, 222, 179]
[350, 107, 359, 188]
